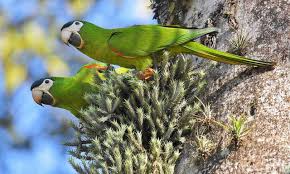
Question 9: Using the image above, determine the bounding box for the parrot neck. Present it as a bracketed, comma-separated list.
[79, 25, 112, 58]
[51, 77, 95, 117]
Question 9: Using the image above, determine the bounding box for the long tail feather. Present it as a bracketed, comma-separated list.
[183, 42, 276, 67]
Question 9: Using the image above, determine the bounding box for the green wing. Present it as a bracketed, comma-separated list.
[74, 62, 107, 82]
[108, 25, 218, 58]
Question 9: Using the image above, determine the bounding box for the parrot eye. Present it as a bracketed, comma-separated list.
[43, 79, 53, 86]
[75, 21, 80, 25]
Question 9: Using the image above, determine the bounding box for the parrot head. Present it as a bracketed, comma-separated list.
[30, 62, 106, 110]
[30, 62, 130, 116]
[61, 20, 85, 49]
[30, 75, 91, 116]
[30, 77, 58, 106]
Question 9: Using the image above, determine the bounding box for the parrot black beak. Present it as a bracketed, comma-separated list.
[41, 92, 54, 105]
[68, 32, 83, 48]
[31, 78, 55, 106]
[31, 89, 55, 106]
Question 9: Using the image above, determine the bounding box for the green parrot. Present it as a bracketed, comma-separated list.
[31, 62, 129, 116]
[60, 21, 275, 78]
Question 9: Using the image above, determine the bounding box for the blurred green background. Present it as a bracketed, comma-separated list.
[0, 0, 155, 173]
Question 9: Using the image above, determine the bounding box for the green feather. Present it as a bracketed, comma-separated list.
[74, 21, 275, 70]
[181, 42, 275, 66]
[47, 63, 129, 116]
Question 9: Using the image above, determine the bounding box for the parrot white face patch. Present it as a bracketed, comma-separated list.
[61, 21, 84, 46]
[37, 79, 54, 91]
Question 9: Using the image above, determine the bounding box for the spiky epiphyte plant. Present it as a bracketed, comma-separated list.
[229, 32, 251, 56]
[194, 135, 215, 159]
[66, 56, 208, 174]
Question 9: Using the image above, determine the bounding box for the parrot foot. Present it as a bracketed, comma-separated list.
[138, 68, 155, 80]
[79, 122, 85, 132]
[106, 64, 115, 72]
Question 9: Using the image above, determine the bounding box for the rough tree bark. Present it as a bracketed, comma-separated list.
[152, 0, 290, 173]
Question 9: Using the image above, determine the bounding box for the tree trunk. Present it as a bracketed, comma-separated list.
[152, 0, 290, 173]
